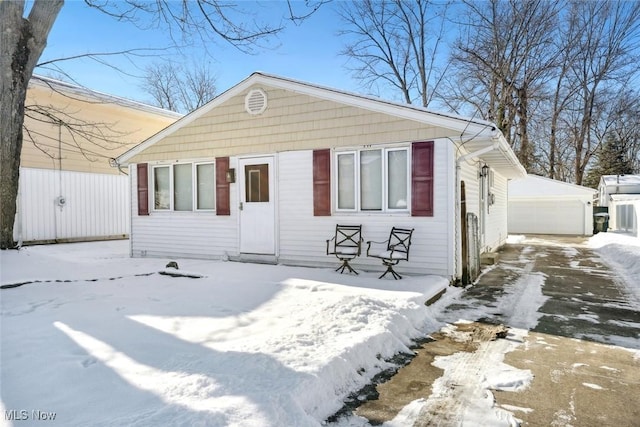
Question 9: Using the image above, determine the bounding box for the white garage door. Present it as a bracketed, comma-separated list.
[509, 199, 586, 235]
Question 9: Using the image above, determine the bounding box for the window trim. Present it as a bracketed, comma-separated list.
[151, 160, 216, 212]
[334, 146, 411, 214]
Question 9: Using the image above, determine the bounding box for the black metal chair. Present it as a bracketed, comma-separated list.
[326, 224, 363, 274]
[367, 227, 414, 279]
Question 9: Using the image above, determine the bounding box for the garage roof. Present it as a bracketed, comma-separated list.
[509, 175, 597, 199]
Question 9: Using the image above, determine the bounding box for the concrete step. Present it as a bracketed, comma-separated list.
[480, 252, 500, 265]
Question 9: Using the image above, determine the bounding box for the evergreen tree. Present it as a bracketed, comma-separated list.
[584, 133, 635, 188]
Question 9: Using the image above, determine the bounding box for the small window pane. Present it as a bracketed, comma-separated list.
[337, 153, 355, 209]
[174, 163, 193, 211]
[388, 150, 408, 209]
[154, 167, 170, 210]
[360, 150, 382, 210]
[245, 164, 269, 202]
[197, 163, 215, 210]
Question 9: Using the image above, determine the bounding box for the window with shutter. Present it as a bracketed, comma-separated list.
[411, 141, 434, 217]
[313, 149, 331, 216]
[137, 163, 149, 216]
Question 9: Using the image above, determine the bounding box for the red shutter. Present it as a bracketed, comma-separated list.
[137, 163, 149, 216]
[313, 149, 331, 216]
[412, 141, 434, 216]
[216, 157, 230, 215]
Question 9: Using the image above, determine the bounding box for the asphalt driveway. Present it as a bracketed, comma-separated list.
[355, 235, 640, 426]
[468, 235, 640, 346]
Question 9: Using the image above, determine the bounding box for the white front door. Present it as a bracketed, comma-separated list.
[238, 157, 276, 254]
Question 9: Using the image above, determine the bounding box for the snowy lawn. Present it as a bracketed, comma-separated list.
[588, 231, 640, 306]
[2, 232, 638, 427]
[0, 240, 449, 427]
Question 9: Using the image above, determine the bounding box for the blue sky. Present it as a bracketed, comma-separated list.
[37, 1, 364, 107]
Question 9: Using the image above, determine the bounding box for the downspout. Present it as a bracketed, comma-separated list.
[454, 139, 500, 283]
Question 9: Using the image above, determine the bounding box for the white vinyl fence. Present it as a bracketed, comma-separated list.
[14, 168, 129, 243]
[609, 196, 640, 238]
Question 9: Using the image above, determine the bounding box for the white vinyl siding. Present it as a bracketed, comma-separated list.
[278, 148, 451, 277]
[484, 171, 509, 251]
[130, 162, 237, 259]
[14, 168, 129, 243]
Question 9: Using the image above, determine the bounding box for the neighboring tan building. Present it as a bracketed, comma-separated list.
[15, 75, 181, 244]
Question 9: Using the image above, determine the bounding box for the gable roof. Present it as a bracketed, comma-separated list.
[116, 72, 525, 178]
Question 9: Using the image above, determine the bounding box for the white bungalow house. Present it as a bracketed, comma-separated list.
[508, 175, 597, 236]
[116, 72, 526, 284]
[15, 75, 181, 244]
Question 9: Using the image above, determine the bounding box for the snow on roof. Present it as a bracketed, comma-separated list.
[601, 175, 640, 187]
[509, 175, 596, 198]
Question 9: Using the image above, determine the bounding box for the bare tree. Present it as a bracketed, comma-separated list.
[447, 0, 561, 170]
[142, 61, 217, 113]
[338, 0, 450, 107]
[560, 0, 640, 185]
[1, 0, 64, 250]
[0, 0, 326, 249]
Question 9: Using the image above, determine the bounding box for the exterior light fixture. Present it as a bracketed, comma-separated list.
[226, 168, 236, 183]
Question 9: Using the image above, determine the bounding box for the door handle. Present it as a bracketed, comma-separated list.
[239, 202, 243, 211]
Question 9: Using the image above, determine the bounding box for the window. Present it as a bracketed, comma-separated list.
[153, 166, 170, 210]
[244, 163, 269, 202]
[174, 163, 193, 211]
[152, 162, 215, 211]
[196, 163, 215, 210]
[336, 147, 410, 212]
[387, 149, 408, 209]
[360, 150, 382, 210]
[337, 152, 356, 209]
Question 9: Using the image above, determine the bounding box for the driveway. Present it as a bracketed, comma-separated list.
[466, 235, 639, 346]
[355, 236, 640, 426]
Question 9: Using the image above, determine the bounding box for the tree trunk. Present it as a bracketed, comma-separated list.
[0, 0, 64, 249]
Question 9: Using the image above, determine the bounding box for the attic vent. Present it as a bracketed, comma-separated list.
[245, 88, 267, 115]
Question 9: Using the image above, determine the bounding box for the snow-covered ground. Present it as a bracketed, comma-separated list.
[1, 240, 451, 427]
[588, 231, 640, 306]
[1, 232, 638, 427]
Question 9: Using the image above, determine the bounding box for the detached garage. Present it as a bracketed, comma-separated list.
[508, 175, 597, 236]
